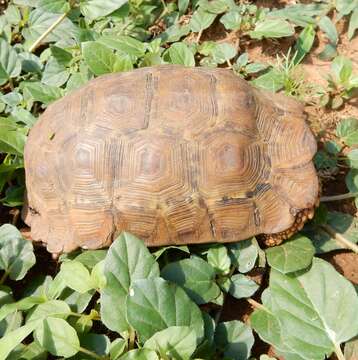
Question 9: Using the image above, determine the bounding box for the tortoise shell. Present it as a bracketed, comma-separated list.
[23, 65, 319, 253]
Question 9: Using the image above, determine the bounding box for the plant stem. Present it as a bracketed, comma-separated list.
[320, 224, 358, 253]
[196, 30, 203, 43]
[246, 298, 267, 312]
[128, 328, 136, 350]
[334, 342, 346, 360]
[320, 192, 358, 202]
[214, 266, 237, 325]
[0, 271, 9, 285]
[79, 346, 103, 360]
[29, 11, 69, 53]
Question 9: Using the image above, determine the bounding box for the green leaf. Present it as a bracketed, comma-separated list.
[101, 232, 160, 333]
[265, 235, 315, 274]
[19, 52, 42, 74]
[190, 9, 216, 32]
[348, 8, 358, 40]
[78, 333, 110, 358]
[0, 320, 42, 360]
[42, 57, 70, 87]
[110, 338, 127, 360]
[268, 258, 358, 359]
[228, 274, 259, 299]
[144, 326, 197, 360]
[0, 224, 36, 280]
[22, 9, 77, 46]
[38, 0, 70, 13]
[0, 296, 44, 323]
[228, 238, 258, 273]
[220, 10, 242, 30]
[294, 25, 315, 64]
[318, 16, 338, 44]
[34, 318, 80, 357]
[11, 108, 37, 127]
[0, 39, 21, 86]
[1, 185, 24, 207]
[245, 62, 268, 74]
[167, 42, 195, 67]
[82, 41, 122, 75]
[347, 149, 358, 168]
[126, 278, 204, 343]
[0, 288, 22, 337]
[98, 35, 146, 58]
[152, 245, 190, 259]
[9, 341, 47, 360]
[207, 245, 231, 274]
[59, 261, 95, 293]
[346, 169, 358, 207]
[250, 306, 301, 359]
[319, 43, 337, 61]
[4, 5, 21, 24]
[66, 69, 92, 92]
[27, 300, 71, 322]
[249, 18, 294, 40]
[91, 260, 106, 289]
[161, 256, 221, 304]
[80, 0, 128, 21]
[335, 0, 357, 15]
[215, 320, 254, 360]
[331, 55, 352, 83]
[269, 3, 329, 27]
[23, 82, 62, 104]
[0, 121, 27, 156]
[305, 211, 358, 253]
[336, 117, 358, 146]
[251, 68, 285, 92]
[210, 43, 237, 64]
[74, 249, 107, 269]
[50, 45, 73, 66]
[119, 349, 158, 360]
[179, 0, 189, 14]
[199, 0, 234, 14]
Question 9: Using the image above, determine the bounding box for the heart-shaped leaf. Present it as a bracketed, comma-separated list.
[101, 232, 159, 333]
[34, 317, 80, 357]
[144, 326, 197, 360]
[215, 320, 254, 360]
[252, 258, 358, 359]
[265, 235, 315, 273]
[161, 256, 220, 304]
[0, 224, 36, 281]
[126, 278, 204, 343]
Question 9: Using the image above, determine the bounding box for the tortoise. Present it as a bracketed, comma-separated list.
[23, 65, 319, 254]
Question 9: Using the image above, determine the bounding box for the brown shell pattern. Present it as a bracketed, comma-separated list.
[23, 65, 319, 253]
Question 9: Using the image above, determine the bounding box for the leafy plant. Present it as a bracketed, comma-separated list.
[320, 56, 358, 109]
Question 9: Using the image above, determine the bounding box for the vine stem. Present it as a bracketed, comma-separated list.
[334, 342, 346, 360]
[320, 224, 358, 253]
[79, 346, 104, 360]
[0, 271, 9, 285]
[214, 266, 237, 325]
[196, 30, 203, 43]
[246, 298, 267, 312]
[128, 328, 136, 350]
[29, 11, 69, 53]
[320, 192, 358, 202]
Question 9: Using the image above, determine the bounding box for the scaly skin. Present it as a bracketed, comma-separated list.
[261, 198, 320, 246]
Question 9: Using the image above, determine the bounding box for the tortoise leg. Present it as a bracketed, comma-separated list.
[261, 205, 316, 247]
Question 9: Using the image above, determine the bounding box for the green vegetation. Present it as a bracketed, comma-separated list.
[0, 0, 358, 359]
